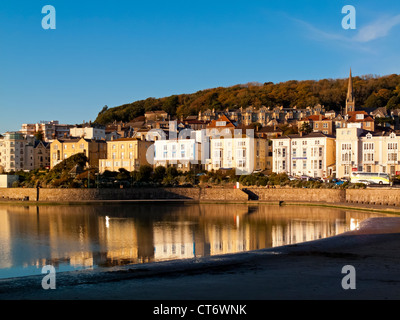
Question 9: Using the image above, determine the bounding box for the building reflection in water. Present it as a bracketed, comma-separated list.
[0, 203, 394, 279]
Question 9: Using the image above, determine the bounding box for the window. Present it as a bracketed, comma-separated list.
[238, 159, 246, 168]
[388, 143, 398, 150]
[364, 143, 374, 150]
[293, 161, 297, 169]
[237, 149, 246, 158]
[388, 153, 398, 161]
[319, 147, 323, 157]
[293, 149, 297, 157]
[363, 153, 374, 162]
[302, 148, 307, 157]
[342, 143, 351, 150]
[319, 160, 322, 169]
[303, 161, 306, 169]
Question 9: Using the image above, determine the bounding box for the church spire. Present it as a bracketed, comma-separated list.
[345, 68, 355, 114]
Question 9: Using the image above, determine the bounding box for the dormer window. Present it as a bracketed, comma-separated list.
[356, 114, 364, 120]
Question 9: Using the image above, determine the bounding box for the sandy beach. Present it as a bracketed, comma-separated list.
[1, 216, 400, 300]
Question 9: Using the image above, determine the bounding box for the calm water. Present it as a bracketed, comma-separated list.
[0, 203, 392, 279]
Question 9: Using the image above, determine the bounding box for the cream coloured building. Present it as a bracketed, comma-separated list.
[336, 127, 400, 178]
[153, 138, 202, 172]
[70, 126, 106, 140]
[99, 138, 152, 173]
[336, 127, 364, 178]
[206, 135, 268, 175]
[0, 132, 35, 172]
[21, 121, 73, 142]
[272, 132, 336, 178]
[50, 138, 107, 169]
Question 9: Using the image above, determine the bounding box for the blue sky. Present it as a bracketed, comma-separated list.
[1, 0, 400, 131]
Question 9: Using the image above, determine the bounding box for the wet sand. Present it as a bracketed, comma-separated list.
[1, 217, 400, 300]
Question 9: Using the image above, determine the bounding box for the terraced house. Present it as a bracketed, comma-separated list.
[0, 132, 35, 172]
[272, 132, 336, 178]
[99, 138, 152, 173]
[336, 127, 400, 178]
[50, 138, 107, 169]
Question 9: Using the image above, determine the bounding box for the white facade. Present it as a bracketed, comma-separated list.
[272, 133, 336, 178]
[335, 128, 363, 178]
[0, 132, 35, 172]
[336, 128, 400, 178]
[153, 138, 201, 170]
[70, 127, 106, 140]
[207, 136, 255, 174]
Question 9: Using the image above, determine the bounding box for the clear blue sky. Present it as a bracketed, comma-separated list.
[1, 0, 400, 131]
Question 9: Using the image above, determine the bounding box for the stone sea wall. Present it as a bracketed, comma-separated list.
[0, 187, 398, 207]
[243, 188, 346, 203]
[0, 187, 248, 202]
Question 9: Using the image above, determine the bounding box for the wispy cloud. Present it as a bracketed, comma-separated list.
[354, 14, 400, 42]
[290, 13, 400, 48]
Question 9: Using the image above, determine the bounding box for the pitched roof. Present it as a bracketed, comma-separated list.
[206, 115, 236, 129]
[347, 111, 374, 122]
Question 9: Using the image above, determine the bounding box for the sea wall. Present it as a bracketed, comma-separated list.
[0, 187, 248, 202]
[346, 189, 400, 207]
[244, 188, 346, 203]
[0, 187, 398, 206]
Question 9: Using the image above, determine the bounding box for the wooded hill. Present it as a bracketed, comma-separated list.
[94, 74, 400, 125]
